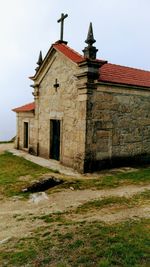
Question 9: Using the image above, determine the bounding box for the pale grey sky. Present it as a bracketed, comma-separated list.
[0, 0, 150, 140]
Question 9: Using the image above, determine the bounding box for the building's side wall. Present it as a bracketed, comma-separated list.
[15, 112, 36, 152]
[36, 52, 86, 172]
[85, 85, 150, 171]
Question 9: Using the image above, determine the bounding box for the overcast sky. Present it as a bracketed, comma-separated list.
[0, 0, 150, 141]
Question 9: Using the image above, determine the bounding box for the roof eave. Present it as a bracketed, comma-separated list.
[97, 80, 150, 91]
[29, 44, 56, 81]
[12, 109, 35, 113]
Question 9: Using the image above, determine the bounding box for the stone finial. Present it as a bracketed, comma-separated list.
[85, 22, 96, 46]
[37, 51, 43, 66]
[35, 51, 43, 71]
[83, 22, 98, 60]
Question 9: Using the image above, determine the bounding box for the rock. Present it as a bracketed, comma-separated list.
[0, 237, 12, 245]
[29, 192, 49, 204]
[22, 188, 28, 192]
[12, 196, 23, 201]
[70, 187, 74, 190]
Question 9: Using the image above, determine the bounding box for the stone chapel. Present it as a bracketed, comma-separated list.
[13, 15, 150, 173]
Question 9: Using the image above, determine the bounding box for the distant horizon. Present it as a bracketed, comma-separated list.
[0, 132, 16, 142]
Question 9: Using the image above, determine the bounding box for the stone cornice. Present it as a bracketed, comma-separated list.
[97, 81, 150, 92]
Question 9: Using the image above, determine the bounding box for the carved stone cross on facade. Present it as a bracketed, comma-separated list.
[54, 79, 59, 92]
[57, 13, 68, 42]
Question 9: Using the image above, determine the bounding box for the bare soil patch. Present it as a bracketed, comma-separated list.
[70, 204, 150, 223]
[0, 184, 150, 241]
[0, 143, 14, 154]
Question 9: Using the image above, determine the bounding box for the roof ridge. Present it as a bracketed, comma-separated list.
[19, 101, 35, 107]
[105, 62, 150, 73]
[53, 42, 84, 63]
[12, 102, 35, 112]
[61, 43, 84, 59]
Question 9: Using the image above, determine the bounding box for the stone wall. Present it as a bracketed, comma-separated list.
[16, 50, 150, 173]
[15, 112, 36, 153]
[34, 51, 87, 172]
[85, 84, 150, 171]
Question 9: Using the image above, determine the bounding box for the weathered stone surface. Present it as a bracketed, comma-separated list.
[86, 86, 150, 170]
[16, 49, 150, 173]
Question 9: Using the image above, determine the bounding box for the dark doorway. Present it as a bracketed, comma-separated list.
[50, 120, 60, 161]
[24, 122, 29, 148]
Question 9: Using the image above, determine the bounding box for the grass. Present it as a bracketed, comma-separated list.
[30, 190, 149, 228]
[74, 190, 150, 214]
[0, 219, 149, 266]
[34, 212, 67, 224]
[0, 151, 150, 197]
[60, 167, 150, 191]
[0, 152, 51, 197]
[0, 152, 150, 266]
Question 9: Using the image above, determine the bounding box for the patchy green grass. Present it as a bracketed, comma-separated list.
[60, 167, 150, 191]
[0, 152, 150, 198]
[74, 190, 150, 214]
[0, 153, 150, 266]
[0, 219, 149, 266]
[32, 190, 149, 224]
[0, 152, 51, 197]
[34, 212, 67, 224]
[74, 196, 131, 214]
[114, 168, 150, 183]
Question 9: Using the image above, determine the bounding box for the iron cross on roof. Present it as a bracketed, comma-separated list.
[57, 13, 68, 42]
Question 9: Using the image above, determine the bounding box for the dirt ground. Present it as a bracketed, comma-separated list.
[0, 143, 14, 154]
[0, 184, 150, 241]
[0, 143, 150, 243]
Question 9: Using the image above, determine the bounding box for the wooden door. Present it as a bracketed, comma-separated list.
[24, 122, 28, 148]
[50, 120, 60, 160]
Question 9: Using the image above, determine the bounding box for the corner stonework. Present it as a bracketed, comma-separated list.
[76, 59, 102, 172]
[31, 83, 40, 156]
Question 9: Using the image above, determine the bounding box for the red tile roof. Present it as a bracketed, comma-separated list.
[14, 44, 150, 114]
[53, 42, 84, 63]
[99, 63, 150, 88]
[12, 102, 35, 113]
[53, 42, 106, 64]
[53, 42, 150, 88]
